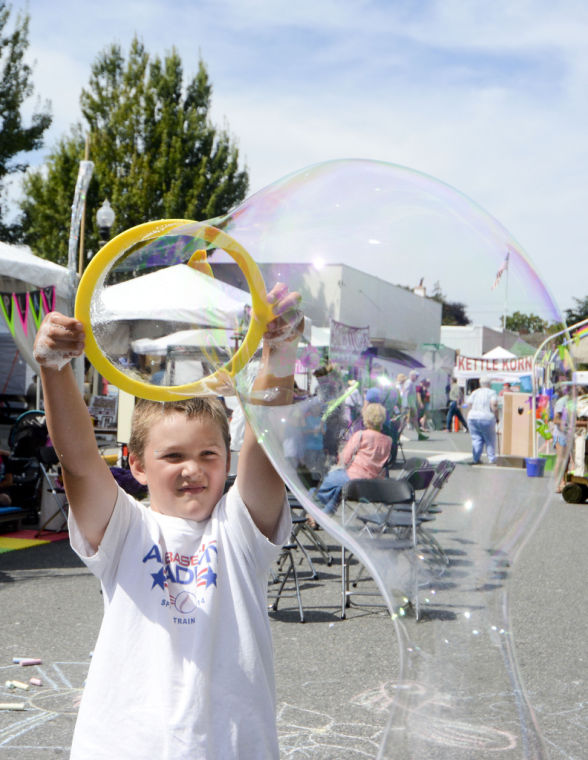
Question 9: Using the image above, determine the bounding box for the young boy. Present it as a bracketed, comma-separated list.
[33, 284, 302, 759]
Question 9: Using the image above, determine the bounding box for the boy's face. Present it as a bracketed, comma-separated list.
[130, 412, 230, 522]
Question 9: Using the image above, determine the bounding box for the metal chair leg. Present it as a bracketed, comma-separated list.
[270, 545, 305, 623]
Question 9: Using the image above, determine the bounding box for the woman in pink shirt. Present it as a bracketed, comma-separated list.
[311, 403, 392, 516]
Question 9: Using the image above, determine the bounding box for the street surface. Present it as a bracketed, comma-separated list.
[0, 429, 586, 758]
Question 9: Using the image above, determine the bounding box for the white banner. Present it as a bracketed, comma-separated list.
[329, 319, 370, 365]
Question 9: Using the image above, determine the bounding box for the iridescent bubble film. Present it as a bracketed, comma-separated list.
[215, 160, 575, 759]
[83, 160, 578, 759]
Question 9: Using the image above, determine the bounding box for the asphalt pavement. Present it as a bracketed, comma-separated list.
[0, 429, 586, 759]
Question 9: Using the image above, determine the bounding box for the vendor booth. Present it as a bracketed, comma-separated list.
[0, 243, 72, 529]
[0, 243, 72, 374]
[0, 243, 72, 414]
[453, 346, 536, 458]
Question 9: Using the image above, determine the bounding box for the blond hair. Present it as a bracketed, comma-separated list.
[362, 402, 386, 431]
[129, 397, 231, 462]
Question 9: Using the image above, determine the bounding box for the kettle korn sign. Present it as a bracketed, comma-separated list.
[455, 354, 534, 377]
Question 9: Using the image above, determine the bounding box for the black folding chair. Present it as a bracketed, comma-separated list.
[267, 488, 330, 623]
[392, 456, 429, 480]
[287, 489, 333, 567]
[268, 534, 307, 623]
[356, 467, 436, 544]
[340, 477, 415, 619]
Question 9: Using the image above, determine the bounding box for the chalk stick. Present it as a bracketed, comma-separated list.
[7, 680, 29, 690]
[0, 702, 25, 710]
[19, 658, 42, 666]
[5, 680, 15, 689]
[29, 678, 43, 687]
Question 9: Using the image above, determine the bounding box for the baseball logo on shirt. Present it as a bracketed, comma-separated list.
[142, 540, 218, 624]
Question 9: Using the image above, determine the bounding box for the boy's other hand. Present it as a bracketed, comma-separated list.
[33, 312, 86, 370]
[264, 282, 303, 347]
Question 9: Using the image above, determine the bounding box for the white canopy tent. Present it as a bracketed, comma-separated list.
[0, 242, 72, 299]
[0, 243, 72, 381]
[132, 328, 233, 355]
[95, 264, 251, 327]
[92, 264, 253, 381]
[482, 346, 517, 361]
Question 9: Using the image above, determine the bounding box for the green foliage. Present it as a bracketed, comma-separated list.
[503, 311, 547, 334]
[19, 38, 248, 265]
[565, 295, 588, 326]
[0, 2, 51, 241]
[431, 281, 471, 326]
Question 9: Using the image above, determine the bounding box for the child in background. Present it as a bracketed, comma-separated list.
[33, 283, 302, 760]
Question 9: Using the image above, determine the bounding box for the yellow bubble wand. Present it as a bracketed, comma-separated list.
[75, 220, 274, 401]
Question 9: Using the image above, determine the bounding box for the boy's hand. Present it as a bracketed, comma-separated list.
[239, 283, 303, 537]
[33, 313, 86, 370]
[264, 283, 304, 348]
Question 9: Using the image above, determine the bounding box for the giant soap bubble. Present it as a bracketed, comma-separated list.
[77, 160, 577, 759]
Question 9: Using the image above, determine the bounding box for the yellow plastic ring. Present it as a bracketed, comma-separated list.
[75, 219, 273, 401]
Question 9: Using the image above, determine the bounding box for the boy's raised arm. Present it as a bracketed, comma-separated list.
[34, 313, 117, 551]
[236, 284, 303, 540]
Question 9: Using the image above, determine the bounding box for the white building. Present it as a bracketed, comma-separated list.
[216, 262, 442, 352]
[440, 324, 523, 356]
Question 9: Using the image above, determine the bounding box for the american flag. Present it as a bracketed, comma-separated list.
[491, 250, 510, 290]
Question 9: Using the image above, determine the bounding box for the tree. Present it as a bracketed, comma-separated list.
[431, 282, 471, 326]
[0, 2, 51, 240]
[19, 38, 248, 265]
[565, 295, 588, 326]
[503, 311, 547, 334]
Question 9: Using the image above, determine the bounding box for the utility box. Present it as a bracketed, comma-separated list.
[501, 392, 533, 457]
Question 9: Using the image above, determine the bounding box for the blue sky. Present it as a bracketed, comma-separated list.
[8, 0, 588, 325]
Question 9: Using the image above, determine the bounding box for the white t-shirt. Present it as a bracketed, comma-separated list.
[467, 387, 498, 421]
[68, 484, 291, 760]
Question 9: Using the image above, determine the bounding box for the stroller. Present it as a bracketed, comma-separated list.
[0, 410, 48, 528]
[2, 410, 147, 533]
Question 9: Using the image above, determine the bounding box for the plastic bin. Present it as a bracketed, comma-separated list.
[539, 453, 556, 472]
[525, 457, 546, 477]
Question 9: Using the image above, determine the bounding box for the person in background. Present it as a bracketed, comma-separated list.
[314, 364, 345, 466]
[446, 378, 469, 433]
[467, 376, 498, 464]
[553, 383, 572, 493]
[417, 378, 431, 430]
[401, 370, 428, 439]
[309, 402, 392, 523]
[343, 378, 362, 427]
[299, 395, 326, 482]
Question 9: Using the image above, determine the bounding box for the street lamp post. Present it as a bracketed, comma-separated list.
[93, 199, 116, 399]
[96, 198, 115, 243]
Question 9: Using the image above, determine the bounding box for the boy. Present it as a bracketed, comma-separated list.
[33, 283, 302, 759]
